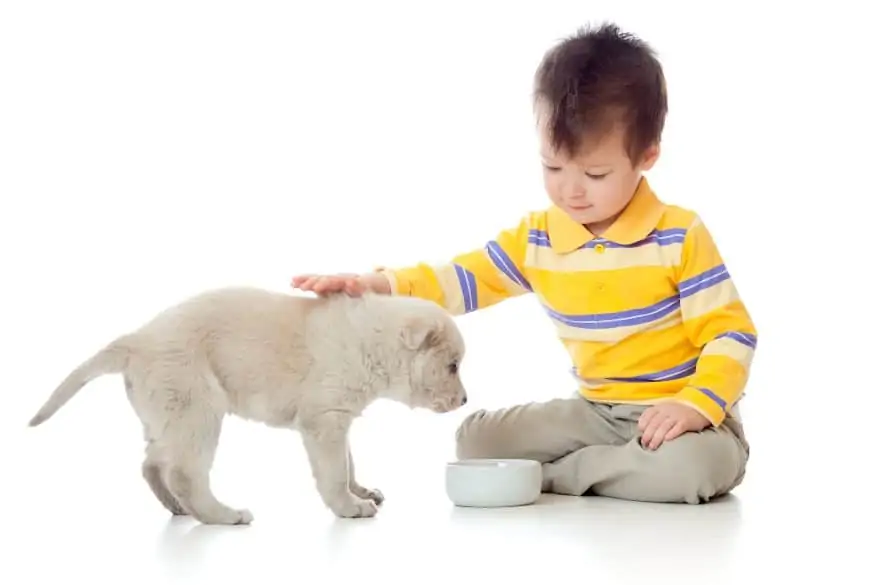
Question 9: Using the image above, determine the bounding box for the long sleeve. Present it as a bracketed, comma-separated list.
[377, 217, 533, 316]
[671, 216, 758, 426]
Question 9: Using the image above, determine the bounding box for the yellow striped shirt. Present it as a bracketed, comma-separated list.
[379, 178, 757, 426]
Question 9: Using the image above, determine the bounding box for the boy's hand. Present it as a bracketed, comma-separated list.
[637, 402, 711, 450]
[291, 272, 391, 296]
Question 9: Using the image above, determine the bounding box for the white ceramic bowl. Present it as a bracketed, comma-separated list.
[445, 458, 542, 508]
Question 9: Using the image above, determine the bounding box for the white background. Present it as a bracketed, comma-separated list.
[1, 1, 875, 583]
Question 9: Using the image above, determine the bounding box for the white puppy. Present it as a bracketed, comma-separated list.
[28, 287, 468, 524]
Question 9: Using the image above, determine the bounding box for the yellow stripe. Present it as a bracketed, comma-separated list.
[694, 354, 749, 395]
[568, 323, 699, 378]
[673, 217, 719, 281]
[573, 376, 612, 390]
[387, 264, 447, 306]
[585, 394, 682, 406]
[579, 377, 694, 402]
[528, 266, 679, 317]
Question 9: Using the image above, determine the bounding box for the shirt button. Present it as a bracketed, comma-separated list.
[595, 243, 606, 254]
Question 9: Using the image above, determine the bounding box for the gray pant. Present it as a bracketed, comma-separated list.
[455, 394, 749, 504]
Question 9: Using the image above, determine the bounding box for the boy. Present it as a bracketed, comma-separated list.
[292, 23, 756, 504]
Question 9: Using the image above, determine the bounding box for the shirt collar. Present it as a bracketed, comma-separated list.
[546, 176, 665, 254]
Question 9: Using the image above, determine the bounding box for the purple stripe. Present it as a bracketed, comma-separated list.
[544, 295, 680, 330]
[716, 331, 757, 349]
[527, 230, 551, 246]
[528, 228, 687, 249]
[679, 264, 729, 298]
[485, 241, 532, 291]
[453, 264, 478, 313]
[696, 387, 727, 410]
[582, 229, 687, 249]
[608, 358, 698, 383]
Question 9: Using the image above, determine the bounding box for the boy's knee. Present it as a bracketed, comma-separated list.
[649, 428, 746, 503]
[454, 409, 494, 459]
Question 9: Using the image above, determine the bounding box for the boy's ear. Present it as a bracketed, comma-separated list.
[400, 315, 443, 351]
[639, 143, 660, 171]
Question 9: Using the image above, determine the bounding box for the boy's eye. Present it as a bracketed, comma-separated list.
[586, 172, 608, 179]
[542, 164, 561, 172]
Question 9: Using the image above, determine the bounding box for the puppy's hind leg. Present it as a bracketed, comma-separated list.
[142, 441, 187, 516]
[127, 376, 188, 516]
[138, 365, 251, 526]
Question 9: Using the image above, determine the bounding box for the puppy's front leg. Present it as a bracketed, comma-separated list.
[348, 444, 384, 505]
[300, 412, 378, 518]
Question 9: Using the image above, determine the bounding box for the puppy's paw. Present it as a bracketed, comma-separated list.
[330, 496, 379, 518]
[192, 506, 253, 526]
[351, 484, 385, 505]
[236, 508, 254, 525]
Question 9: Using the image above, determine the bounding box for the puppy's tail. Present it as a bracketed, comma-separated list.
[28, 336, 133, 427]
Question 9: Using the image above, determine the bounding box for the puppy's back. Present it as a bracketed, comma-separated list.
[133, 286, 316, 343]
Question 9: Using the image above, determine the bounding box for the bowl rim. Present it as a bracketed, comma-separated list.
[446, 458, 540, 468]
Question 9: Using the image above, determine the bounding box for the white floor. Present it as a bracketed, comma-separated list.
[5, 391, 872, 584]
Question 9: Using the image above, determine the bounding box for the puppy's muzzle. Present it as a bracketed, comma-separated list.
[432, 392, 468, 413]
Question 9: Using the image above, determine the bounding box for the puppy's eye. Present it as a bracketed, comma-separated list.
[448, 362, 458, 374]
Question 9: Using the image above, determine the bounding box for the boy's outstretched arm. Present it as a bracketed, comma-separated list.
[292, 217, 533, 316]
[670, 215, 758, 426]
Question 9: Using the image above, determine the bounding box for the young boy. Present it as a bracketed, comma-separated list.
[292, 23, 757, 504]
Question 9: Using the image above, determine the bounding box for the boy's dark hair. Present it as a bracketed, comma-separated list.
[534, 22, 667, 163]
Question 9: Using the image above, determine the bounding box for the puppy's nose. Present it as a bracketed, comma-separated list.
[461, 394, 467, 405]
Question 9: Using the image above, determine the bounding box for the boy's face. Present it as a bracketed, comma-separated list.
[538, 121, 659, 235]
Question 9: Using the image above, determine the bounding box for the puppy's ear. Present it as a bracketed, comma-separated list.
[400, 315, 443, 351]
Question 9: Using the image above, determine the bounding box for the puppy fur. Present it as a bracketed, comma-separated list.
[28, 287, 468, 524]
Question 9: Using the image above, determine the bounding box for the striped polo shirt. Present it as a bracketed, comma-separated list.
[381, 177, 757, 426]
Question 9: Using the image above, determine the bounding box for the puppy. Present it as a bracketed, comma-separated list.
[28, 287, 468, 524]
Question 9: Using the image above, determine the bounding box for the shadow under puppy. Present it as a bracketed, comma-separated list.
[28, 287, 468, 524]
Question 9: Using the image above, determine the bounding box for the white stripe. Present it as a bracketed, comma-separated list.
[525, 241, 683, 272]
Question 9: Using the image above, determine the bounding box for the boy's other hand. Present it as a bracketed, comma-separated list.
[291, 272, 391, 296]
[637, 402, 711, 450]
